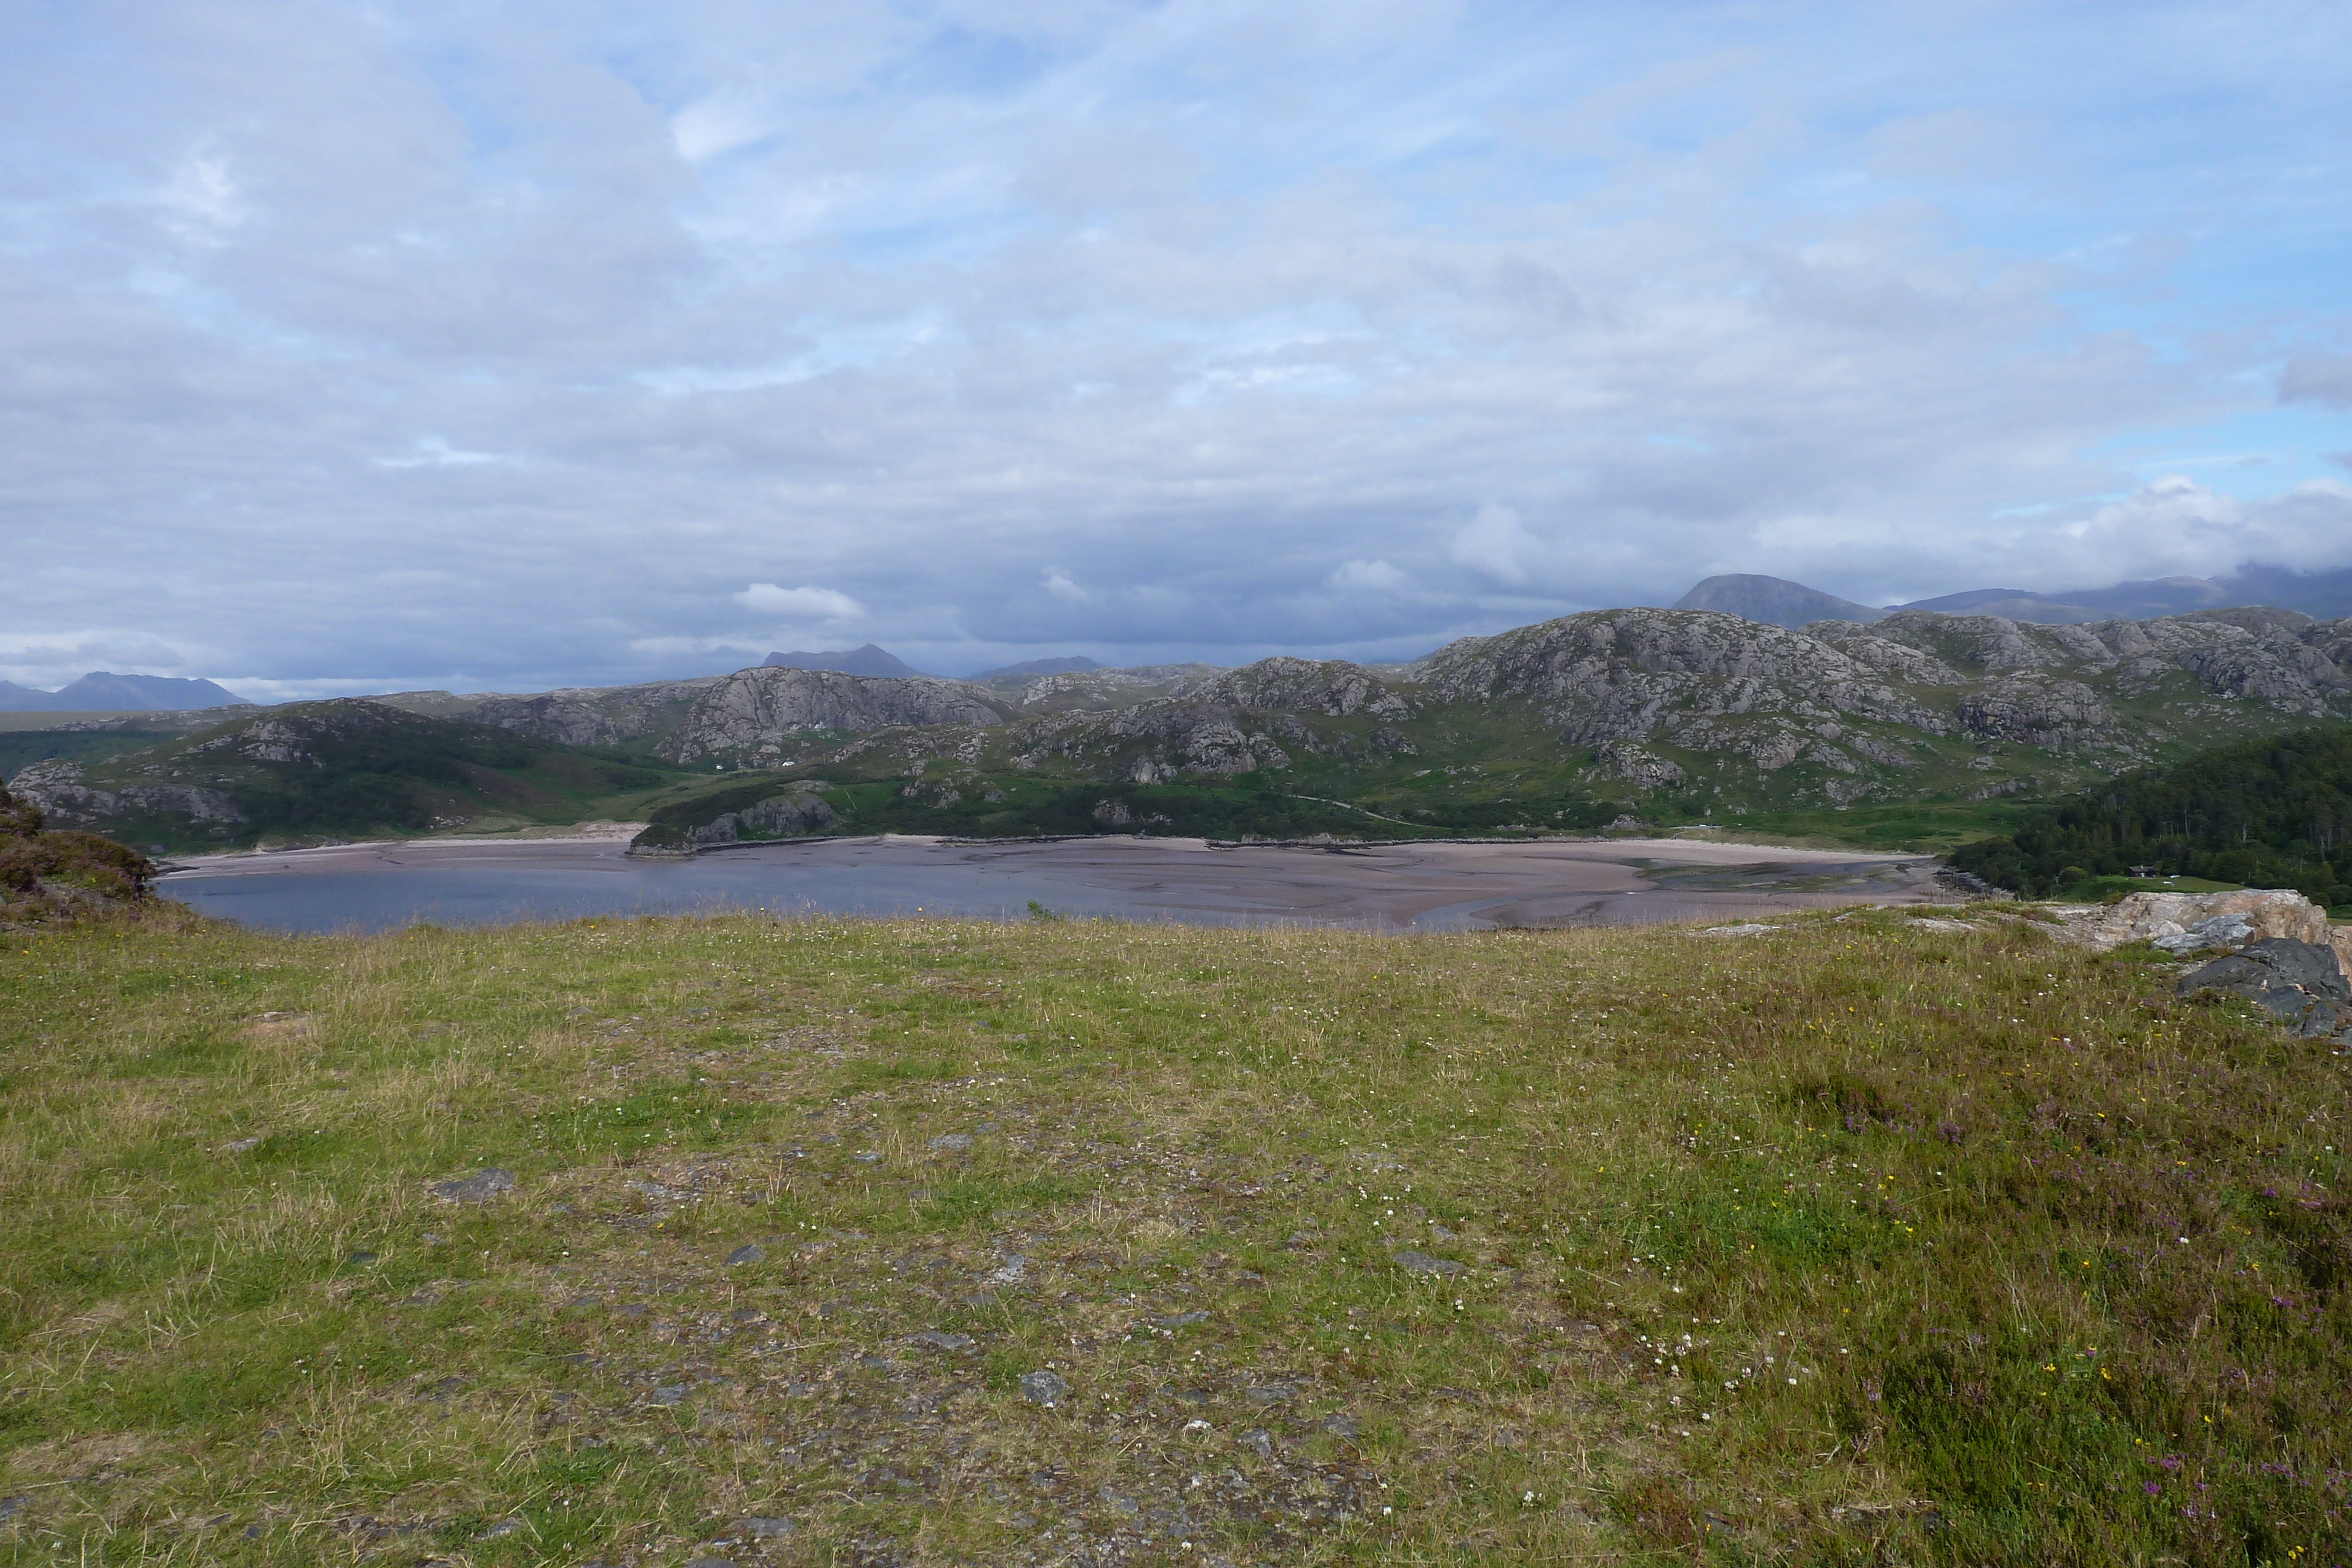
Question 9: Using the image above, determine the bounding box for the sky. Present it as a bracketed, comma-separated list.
[4, 1, 2350, 696]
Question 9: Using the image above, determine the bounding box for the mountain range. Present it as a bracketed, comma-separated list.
[1676, 564, 2352, 628]
[18, 600, 2352, 853]
[0, 672, 252, 713]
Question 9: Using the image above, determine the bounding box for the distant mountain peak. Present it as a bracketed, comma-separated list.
[0, 671, 252, 713]
[1671, 574, 1888, 628]
[970, 655, 1102, 681]
[761, 644, 927, 680]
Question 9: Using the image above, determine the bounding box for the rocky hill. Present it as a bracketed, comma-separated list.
[658, 667, 1016, 765]
[0, 778, 155, 924]
[1671, 573, 1887, 627]
[761, 643, 928, 678]
[9, 701, 691, 850]
[633, 604, 2352, 844]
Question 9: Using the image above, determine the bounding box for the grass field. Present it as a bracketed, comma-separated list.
[2, 905, 2347, 1566]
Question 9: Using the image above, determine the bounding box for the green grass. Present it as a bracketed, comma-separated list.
[2, 907, 2348, 1564]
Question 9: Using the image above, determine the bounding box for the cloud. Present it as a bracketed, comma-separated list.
[1328, 558, 1409, 592]
[737, 583, 864, 620]
[2280, 352, 2352, 408]
[1448, 505, 1536, 586]
[3, 2, 2350, 693]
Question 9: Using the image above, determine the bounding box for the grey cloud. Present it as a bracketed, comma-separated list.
[3, 2, 2350, 693]
[2281, 353, 2352, 409]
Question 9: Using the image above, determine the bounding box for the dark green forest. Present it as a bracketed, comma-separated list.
[1948, 724, 2352, 903]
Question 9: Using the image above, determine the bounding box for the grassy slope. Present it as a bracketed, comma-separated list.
[3, 910, 2347, 1564]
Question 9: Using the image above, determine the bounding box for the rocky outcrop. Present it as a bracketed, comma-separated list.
[1170, 658, 1410, 720]
[1011, 700, 1296, 778]
[1953, 676, 2115, 750]
[464, 678, 723, 748]
[2178, 939, 2350, 1038]
[8, 758, 246, 830]
[662, 668, 1013, 764]
[1418, 610, 1949, 747]
[1595, 740, 1686, 789]
[2056, 889, 2329, 954]
[0, 780, 155, 924]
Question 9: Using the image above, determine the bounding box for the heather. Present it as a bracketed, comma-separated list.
[0, 905, 2345, 1566]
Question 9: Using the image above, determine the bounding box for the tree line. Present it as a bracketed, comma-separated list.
[1948, 724, 2352, 904]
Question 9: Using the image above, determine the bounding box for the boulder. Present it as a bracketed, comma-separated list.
[2061, 890, 2328, 954]
[2177, 938, 2350, 1038]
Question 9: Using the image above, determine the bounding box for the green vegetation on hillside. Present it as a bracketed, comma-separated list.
[1951, 724, 2352, 902]
[4, 907, 2346, 1563]
[33, 703, 700, 851]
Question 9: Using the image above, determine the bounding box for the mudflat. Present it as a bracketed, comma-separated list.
[158, 833, 1950, 933]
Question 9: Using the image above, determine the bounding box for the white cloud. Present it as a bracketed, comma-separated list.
[4, 4, 2350, 690]
[374, 437, 513, 469]
[1328, 558, 1408, 591]
[1447, 504, 1536, 586]
[157, 149, 246, 242]
[736, 583, 864, 620]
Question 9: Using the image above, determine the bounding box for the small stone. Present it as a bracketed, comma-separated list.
[1153, 1310, 1210, 1329]
[1392, 1249, 1467, 1276]
[725, 1243, 765, 1266]
[1020, 1369, 1070, 1406]
[648, 1384, 687, 1406]
[909, 1330, 973, 1352]
[1323, 1413, 1361, 1439]
[222, 1136, 263, 1154]
[686, 1558, 734, 1568]
[739, 1516, 797, 1539]
[429, 1168, 516, 1203]
[474, 1520, 522, 1540]
[1240, 1427, 1275, 1458]
[928, 1134, 974, 1152]
[1101, 1487, 1140, 1516]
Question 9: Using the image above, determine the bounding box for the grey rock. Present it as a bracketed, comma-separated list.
[908, 1330, 974, 1352]
[222, 1136, 263, 1154]
[1020, 1369, 1070, 1406]
[648, 1385, 687, 1406]
[927, 1133, 974, 1152]
[1101, 1487, 1141, 1516]
[686, 1558, 734, 1568]
[2150, 913, 2257, 956]
[1152, 1311, 1210, 1329]
[661, 666, 1010, 764]
[687, 793, 836, 848]
[429, 1168, 514, 1203]
[1391, 1249, 1468, 1276]
[2180, 938, 2350, 1034]
[739, 1516, 798, 1539]
[1322, 1413, 1362, 1438]
[474, 1520, 522, 1540]
[1240, 1427, 1275, 1458]
[724, 1243, 765, 1266]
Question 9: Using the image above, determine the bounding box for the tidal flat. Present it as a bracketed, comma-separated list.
[155, 834, 1951, 934]
[1, 904, 2346, 1564]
